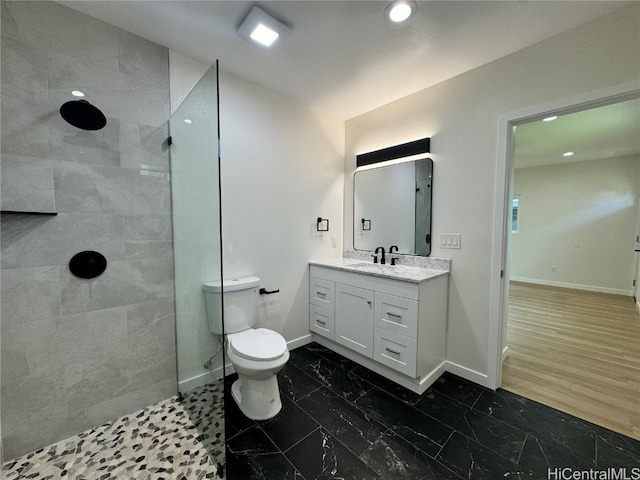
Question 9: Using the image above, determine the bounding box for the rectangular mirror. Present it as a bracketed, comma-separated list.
[353, 156, 433, 256]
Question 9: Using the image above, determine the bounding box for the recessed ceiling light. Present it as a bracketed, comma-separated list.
[385, 1, 417, 23]
[237, 6, 292, 49]
[542, 116, 558, 122]
[72, 90, 85, 97]
[563, 151, 574, 157]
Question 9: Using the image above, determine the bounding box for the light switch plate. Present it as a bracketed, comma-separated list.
[440, 233, 461, 249]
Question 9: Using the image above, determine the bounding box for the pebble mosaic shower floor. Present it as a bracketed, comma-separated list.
[1, 382, 224, 480]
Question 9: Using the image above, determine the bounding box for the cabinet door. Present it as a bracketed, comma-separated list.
[335, 283, 374, 358]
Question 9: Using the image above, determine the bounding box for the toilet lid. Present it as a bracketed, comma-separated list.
[229, 328, 287, 361]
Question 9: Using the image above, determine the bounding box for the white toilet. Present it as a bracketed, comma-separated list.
[203, 276, 289, 420]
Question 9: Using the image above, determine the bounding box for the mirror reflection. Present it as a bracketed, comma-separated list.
[354, 157, 433, 256]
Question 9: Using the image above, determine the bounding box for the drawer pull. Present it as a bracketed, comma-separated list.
[316, 319, 327, 325]
[385, 347, 401, 355]
[387, 312, 401, 319]
[316, 292, 326, 298]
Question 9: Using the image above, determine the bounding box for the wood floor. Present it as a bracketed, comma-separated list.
[501, 281, 640, 440]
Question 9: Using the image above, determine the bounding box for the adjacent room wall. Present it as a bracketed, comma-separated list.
[511, 156, 640, 295]
[344, 4, 640, 385]
[1, 1, 175, 460]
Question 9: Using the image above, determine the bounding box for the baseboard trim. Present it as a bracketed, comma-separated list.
[444, 361, 492, 389]
[287, 333, 314, 350]
[510, 277, 632, 296]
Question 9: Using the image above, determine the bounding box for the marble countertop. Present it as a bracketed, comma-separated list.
[309, 257, 449, 283]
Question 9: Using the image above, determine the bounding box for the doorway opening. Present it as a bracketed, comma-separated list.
[494, 89, 640, 440]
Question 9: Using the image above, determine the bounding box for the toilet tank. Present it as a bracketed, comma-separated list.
[203, 276, 260, 334]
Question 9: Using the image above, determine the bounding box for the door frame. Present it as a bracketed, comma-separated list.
[488, 81, 640, 390]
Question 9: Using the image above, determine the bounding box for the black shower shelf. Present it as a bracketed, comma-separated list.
[1, 210, 57, 216]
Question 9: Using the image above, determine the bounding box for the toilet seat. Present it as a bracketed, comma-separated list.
[228, 328, 287, 361]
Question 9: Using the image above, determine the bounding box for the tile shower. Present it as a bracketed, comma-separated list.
[0, 0, 176, 460]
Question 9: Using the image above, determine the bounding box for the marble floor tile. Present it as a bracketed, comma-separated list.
[285, 428, 380, 480]
[298, 387, 387, 456]
[278, 362, 323, 402]
[361, 430, 460, 480]
[302, 357, 374, 402]
[258, 395, 319, 452]
[355, 388, 454, 447]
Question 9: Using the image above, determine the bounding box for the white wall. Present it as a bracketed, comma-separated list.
[219, 72, 345, 342]
[170, 52, 345, 345]
[344, 5, 640, 385]
[511, 156, 640, 295]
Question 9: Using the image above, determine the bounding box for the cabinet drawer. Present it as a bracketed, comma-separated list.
[373, 327, 417, 377]
[375, 292, 418, 339]
[310, 304, 335, 340]
[310, 277, 335, 310]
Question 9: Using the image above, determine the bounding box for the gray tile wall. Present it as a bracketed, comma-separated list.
[0, 1, 176, 460]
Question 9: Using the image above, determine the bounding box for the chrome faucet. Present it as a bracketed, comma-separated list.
[373, 246, 386, 265]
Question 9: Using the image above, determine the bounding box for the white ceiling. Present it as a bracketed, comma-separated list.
[514, 98, 640, 169]
[58, 1, 632, 120]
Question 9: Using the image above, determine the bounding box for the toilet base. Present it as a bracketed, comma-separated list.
[231, 375, 282, 420]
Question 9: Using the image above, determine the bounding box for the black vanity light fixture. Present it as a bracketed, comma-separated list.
[316, 217, 329, 232]
[236, 6, 292, 48]
[356, 137, 430, 168]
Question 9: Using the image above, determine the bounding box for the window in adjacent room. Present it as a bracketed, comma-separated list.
[511, 197, 520, 233]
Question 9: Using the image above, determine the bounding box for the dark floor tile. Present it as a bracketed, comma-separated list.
[474, 389, 597, 463]
[360, 430, 462, 480]
[259, 394, 319, 452]
[226, 448, 304, 480]
[306, 343, 361, 371]
[414, 390, 526, 463]
[518, 433, 594, 477]
[279, 362, 323, 402]
[437, 432, 526, 480]
[595, 429, 640, 468]
[351, 365, 422, 405]
[355, 388, 453, 447]
[303, 358, 374, 402]
[286, 428, 380, 480]
[289, 345, 323, 369]
[298, 387, 387, 456]
[226, 425, 280, 456]
[429, 372, 487, 407]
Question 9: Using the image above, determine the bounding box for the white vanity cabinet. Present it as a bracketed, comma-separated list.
[309, 263, 448, 392]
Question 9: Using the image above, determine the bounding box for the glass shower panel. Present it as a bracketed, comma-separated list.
[169, 62, 224, 472]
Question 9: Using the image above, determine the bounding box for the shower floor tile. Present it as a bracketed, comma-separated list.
[1, 395, 220, 480]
